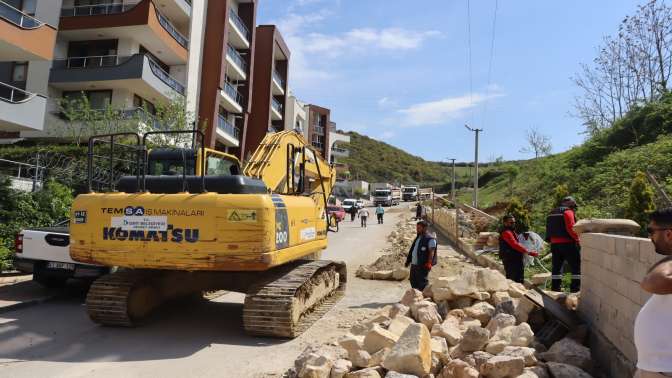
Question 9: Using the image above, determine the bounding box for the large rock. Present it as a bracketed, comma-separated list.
[432, 270, 479, 297]
[530, 273, 551, 286]
[477, 269, 510, 293]
[356, 267, 375, 279]
[507, 282, 526, 298]
[431, 317, 463, 346]
[339, 334, 374, 368]
[539, 338, 592, 372]
[512, 296, 537, 323]
[485, 323, 534, 354]
[364, 324, 399, 354]
[300, 355, 334, 378]
[499, 346, 537, 367]
[459, 318, 482, 335]
[545, 362, 593, 378]
[400, 289, 424, 306]
[459, 326, 490, 352]
[384, 372, 418, 378]
[465, 351, 494, 371]
[518, 365, 550, 378]
[296, 345, 344, 377]
[331, 359, 353, 378]
[345, 367, 382, 378]
[440, 359, 479, 378]
[573, 218, 640, 236]
[388, 315, 415, 337]
[389, 304, 411, 319]
[414, 302, 443, 329]
[431, 287, 455, 302]
[479, 355, 525, 378]
[464, 301, 496, 326]
[382, 323, 432, 377]
[373, 270, 394, 280]
[392, 267, 410, 281]
[491, 292, 512, 306]
[431, 336, 450, 364]
[486, 313, 517, 336]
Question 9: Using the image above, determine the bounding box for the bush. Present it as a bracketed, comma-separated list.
[625, 171, 655, 234]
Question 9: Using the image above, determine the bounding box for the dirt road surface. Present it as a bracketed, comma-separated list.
[0, 207, 453, 378]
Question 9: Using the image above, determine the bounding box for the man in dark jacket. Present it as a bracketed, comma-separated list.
[416, 203, 423, 220]
[499, 215, 538, 283]
[546, 196, 581, 292]
[405, 220, 437, 290]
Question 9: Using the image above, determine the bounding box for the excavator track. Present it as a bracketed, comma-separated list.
[243, 260, 347, 338]
[85, 270, 159, 327]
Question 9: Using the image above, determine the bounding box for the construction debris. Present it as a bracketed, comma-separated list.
[290, 263, 596, 378]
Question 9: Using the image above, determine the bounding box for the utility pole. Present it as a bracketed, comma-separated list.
[465, 125, 483, 208]
[447, 158, 456, 204]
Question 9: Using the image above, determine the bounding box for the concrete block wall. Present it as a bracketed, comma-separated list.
[578, 233, 660, 369]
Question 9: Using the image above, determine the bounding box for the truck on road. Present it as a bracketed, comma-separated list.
[402, 185, 419, 201]
[373, 187, 401, 207]
[14, 221, 109, 287]
[418, 187, 433, 201]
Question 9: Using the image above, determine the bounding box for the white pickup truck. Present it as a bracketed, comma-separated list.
[13, 221, 110, 287]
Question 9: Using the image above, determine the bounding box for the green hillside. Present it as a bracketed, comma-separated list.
[458, 92, 672, 232]
[342, 132, 493, 187]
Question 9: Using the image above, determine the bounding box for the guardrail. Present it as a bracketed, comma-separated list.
[272, 97, 283, 113]
[0, 1, 44, 28]
[272, 70, 285, 89]
[217, 114, 240, 140]
[229, 8, 250, 42]
[52, 54, 129, 69]
[0, 81, 36, 103]
[154, 6, 189, 48]
[147, 57, 185, 95]
[226, 44, 247, 73]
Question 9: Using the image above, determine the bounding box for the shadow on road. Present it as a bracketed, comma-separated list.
[0, 295, 288, 363]
[348, 301, 397, 309]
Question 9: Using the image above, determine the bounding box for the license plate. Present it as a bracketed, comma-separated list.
[46, 262, 75, 270]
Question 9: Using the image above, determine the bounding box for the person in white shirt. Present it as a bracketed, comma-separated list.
[635, 208, 672, 378]
[358, 207, 370, 228]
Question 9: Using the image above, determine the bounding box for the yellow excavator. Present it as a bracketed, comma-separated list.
[69, 130, 345, 337]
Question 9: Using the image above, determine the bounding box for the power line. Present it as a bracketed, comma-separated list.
[482, 0, 499, 129]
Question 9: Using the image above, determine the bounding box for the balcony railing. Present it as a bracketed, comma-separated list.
[0, 81, 35, 103]
[332, 147, 349, 154]
[147, 57, 185, 95]
[272, 97, 283, 114]
[0, 1, 43, 29]
[52, 54, 185, 95]
[226, 44, 247, 73]
[217, 114, 240, 140]
[122, 107, 163, 130]
[60, 2, 138, 17]
[313, 125, 325, 135]
[228, 8, 250, 42]
[155, 6, 189, 48]
[223, 81, 244, 108]
[272, 70, 285, 89]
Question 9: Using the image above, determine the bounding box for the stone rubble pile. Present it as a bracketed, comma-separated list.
[291, 265, 596, 378]
[355, 220, 418, 281]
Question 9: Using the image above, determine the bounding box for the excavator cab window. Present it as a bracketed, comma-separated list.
[206, 156, 239, 176]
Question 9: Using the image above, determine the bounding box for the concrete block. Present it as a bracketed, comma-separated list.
[639, 241, 657, 264]
[615, 238, 628, 257]
[626, 280, 643, 307]
[631, 262, 649, 283]
[615, 276, 629, 298]
[624, 239, 640, 261]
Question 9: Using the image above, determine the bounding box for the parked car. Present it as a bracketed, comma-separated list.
[342, 199, 357, 212]
[14, 220, 110, 288]
[327, 206, 346, 222]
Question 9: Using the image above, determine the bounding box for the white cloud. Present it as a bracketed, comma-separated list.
[379, 131, 396, 140]
[301, 28, 441, 56]
[399, 92, 504, 127]
[377, 97, 397, 108]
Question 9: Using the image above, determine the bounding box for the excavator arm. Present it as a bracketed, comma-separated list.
[243, 130, 335, 210]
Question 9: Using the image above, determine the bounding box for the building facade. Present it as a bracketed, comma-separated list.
[306, 104, 330, 159]
[0, 0, 260, 158]
[284, 91, 306, 134]
[244, 24, 289, 159]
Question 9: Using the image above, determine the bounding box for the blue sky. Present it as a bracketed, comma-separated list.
[258, 0, 640, 162]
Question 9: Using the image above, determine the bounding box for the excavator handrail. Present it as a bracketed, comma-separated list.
[87, 132, 142, 193]
[141, 130, 206, 193]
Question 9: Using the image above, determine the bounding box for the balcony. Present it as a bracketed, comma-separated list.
[59, 0, 188, 65]
[219, 81, 244, 113]
[152, 0, 191, 24]
[216, 114, 240, 147]
[313, 125, 325, 135]
[331, 146, 350, 158]
[226, 44, 247, 80]
[0, 1, 57, 61]
[50, 54, 185, 102]
[271, 97, 283, 121]
[0, 82, 47, 132]
[228, 7, 250, 49]
[272, 70, 285, 95]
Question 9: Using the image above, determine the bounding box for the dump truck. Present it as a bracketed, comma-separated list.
[69, 130, 345, 338]
[373, 187, 401, 206]
[402, 185, 419, 201]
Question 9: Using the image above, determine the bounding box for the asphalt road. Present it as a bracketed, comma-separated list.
[0, 207, 413, 378]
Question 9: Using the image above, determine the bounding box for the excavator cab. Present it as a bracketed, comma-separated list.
[146, 148, 241, 177]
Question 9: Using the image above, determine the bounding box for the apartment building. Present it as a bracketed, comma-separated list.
[306, 104, 330, 160]
[284, 90, 306, 133]
[243, 24, 289, 159]
[0, 0, 60, 140]
[0, 0, 258, 158]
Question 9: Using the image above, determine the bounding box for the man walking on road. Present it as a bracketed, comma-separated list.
[634, 208, 672, 378]
[349, 205, 357, 222]
[405, 220, 437, 290]
[499, 215, 538, 283]
[359, 207, 370, 228]
[416, 202, 423, 220]
[545, 196, 581, 292]
[375, 204, 385, 224]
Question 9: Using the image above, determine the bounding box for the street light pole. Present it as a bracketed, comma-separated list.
[465, 125, 483, 208]
[447, 158, 456, 204]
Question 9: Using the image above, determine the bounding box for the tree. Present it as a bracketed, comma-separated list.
[504, 165, 520, 196]
[553, 184, 571, 207]
[573, 0, 672, 134]
[503, 197, 532, 234]
[626, 171, 656, 234]
[520, 127, 552, 159]
[353, 188, 364, 199]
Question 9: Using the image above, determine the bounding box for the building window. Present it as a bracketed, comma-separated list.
[63, 90, 112, 110]
[133, 94, 156, 115]
[11, 62, 28, 84]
